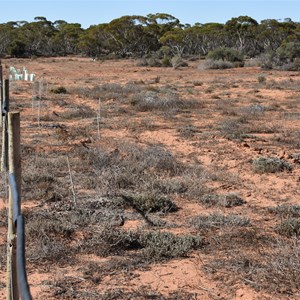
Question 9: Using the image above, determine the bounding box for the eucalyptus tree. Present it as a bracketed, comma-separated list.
[16, 16, 56, 56]
[52, 22, 83, 55]
[78, 24, 111, 57]
[225, 16, 258, 55]
[257, 19, 297, 52]
[159, 28, 188, 56]
[189, 22, 226, 56]
[104, 15, 159, 57]
[0, 22, 17, 56]
[146, 13, 181, 39]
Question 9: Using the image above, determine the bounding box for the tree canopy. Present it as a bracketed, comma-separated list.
[0, 14, 299, 59]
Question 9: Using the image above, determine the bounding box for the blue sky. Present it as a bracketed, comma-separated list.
[0, 1, 298, 28]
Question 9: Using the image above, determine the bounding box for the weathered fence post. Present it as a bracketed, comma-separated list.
[1, 79, 9, 171]
[7, 111, 21, 300]
[0, 62, 3, 125]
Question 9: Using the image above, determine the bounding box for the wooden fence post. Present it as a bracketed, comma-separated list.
[1, 79, 9, 171]
[7, 111, 21, 300]
[0, 63, 3, 125]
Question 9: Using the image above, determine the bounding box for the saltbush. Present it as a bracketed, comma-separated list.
[252, 156, 292, 173]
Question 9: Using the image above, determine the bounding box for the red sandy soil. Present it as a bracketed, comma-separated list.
[0, 57, 299, 299]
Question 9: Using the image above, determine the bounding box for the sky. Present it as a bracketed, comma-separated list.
[0, 0, 299, 28]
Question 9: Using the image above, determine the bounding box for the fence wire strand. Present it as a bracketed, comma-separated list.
[1, 69, 32, 299]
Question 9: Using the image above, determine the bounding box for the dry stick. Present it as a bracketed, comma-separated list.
[7, 112, 21, 300]
[37, 95, 41, 128]
[39, 79, 43, 100]
[97, 97, 101, 140]
[45, 82, 48, 99]
[36, 80, 42, 127]
[66, 155, 76, 206]
[31, 83, 35, 116]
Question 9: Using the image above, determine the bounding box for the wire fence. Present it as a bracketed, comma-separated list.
[1, 62, 32, 300]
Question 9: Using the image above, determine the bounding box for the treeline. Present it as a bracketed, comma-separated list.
[0, 14, 299, 62]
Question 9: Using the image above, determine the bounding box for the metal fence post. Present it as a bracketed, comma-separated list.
[6, 112, 21, 300]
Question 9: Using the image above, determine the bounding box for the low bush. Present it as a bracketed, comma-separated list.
[200, 59, 235, 70]
[161, 56, 172, 67]
[140, 231, 203, 261]
[276, 218, 300, 237]
[219, 117, 249, 140]
[268, 204, 300, 218]
[257, 74, 266, 83]
[50, 86, 67, 94]
[171, 55, 188, 69]
[130, 89, 186, 112]
[125, 192, 178, 214]
[207, 47, 244, 62]
[190, 213, 250, 230]
[77, 227, 142, 256]
[252, 156, 292, 173]
[200, 193, 245, 208]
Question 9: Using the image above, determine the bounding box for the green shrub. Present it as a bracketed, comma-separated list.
[276, 41, 300, 63]
[207, 47, 244, 62]
[252, 156, 292, 173]
[161, 56, 172, 67]
[257, 51, 276, 70]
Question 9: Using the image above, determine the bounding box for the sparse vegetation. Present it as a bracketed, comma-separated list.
[1, 52, 299, 299]
[252, 156, 292, 173]
[140, 231, 203, 261]
[269, 204, 300, 218]
[190, 213, 250, 230]
[130, 89, 186, 111]
[276, 218, 300, 237]
[200, 59, 235, 70]
[200, 193, 245, 208]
